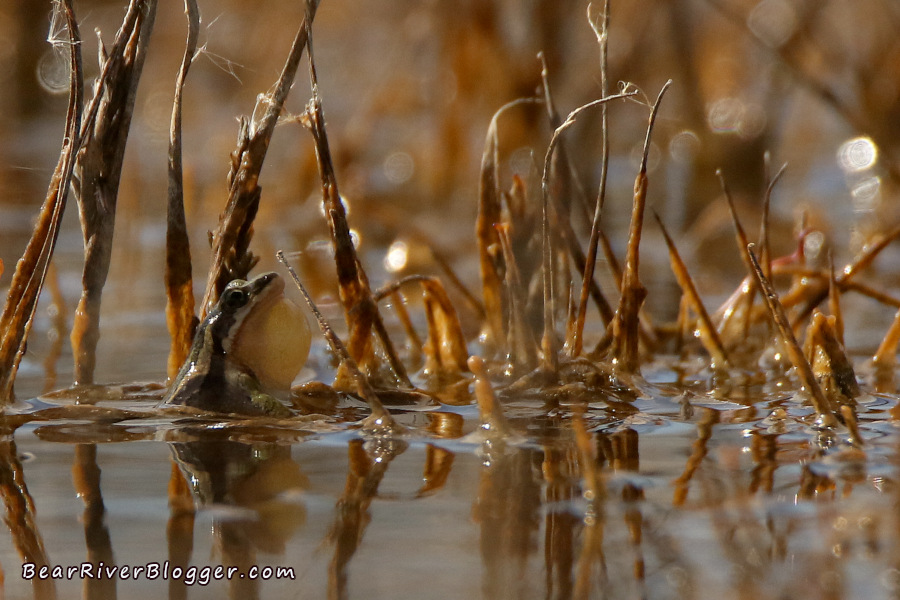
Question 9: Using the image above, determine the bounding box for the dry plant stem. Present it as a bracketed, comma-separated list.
[541, 90, 638, 374]
[388, 291, 423, 361]
[539, 55, 616, 353]
[746, 244, 837, 426]
[540, 170, 559, 376]
[374, 275, 469, 376]
[420, 279, 469, 376]
[874, 307, 900, 369]
[719, 170, 758, 340]
[805, 311, 859, 404]
[759, 161, 787, 281]
[539, 55, 560, 376]
[609, 81, 671, 372]
[654, 213, 729, 369]
[792, 224, 900, 327]
[0, 0, 82, 403]
[71, 0, 157, 385]
[304, 89, 411, 387]
[572, 0, 612, 358]
[477, 98, 540, 355]
[428, 247, 485, 320]
[770, 265, 900, 309]
[276, 252, 395, 428]
[828, 258, 844, 345]
[840, 406, 864, 448]
[42, 264, 68, 394]
[841, 280, 900, 308]
[201, 0, 321, 316]
[497, 224, 539, 371]
[468, 355, 511, 436]
[164, 0, 200, 381]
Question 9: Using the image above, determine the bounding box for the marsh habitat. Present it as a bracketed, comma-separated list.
[2, 1, 900, 599]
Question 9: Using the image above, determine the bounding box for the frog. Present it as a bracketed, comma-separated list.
[162, 272, 311, 417]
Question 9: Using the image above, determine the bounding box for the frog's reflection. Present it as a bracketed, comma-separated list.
[168, 437, 308, 600]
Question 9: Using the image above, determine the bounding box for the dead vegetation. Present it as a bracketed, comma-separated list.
[1, 0, 897, 447]
[2, 0, 900, 596]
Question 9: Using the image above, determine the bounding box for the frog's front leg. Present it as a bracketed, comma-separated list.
[236, 372, 292, 418]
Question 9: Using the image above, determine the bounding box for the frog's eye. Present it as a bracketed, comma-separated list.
[221, 287, 250, 310]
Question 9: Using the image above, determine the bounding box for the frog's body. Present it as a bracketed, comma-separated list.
[163, 272, 310, 418]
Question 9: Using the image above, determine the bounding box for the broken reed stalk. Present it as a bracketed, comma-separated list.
[874, 307, 900, 369]
[572, 0, 612, 358]
[608, 80, 671, 372]
[200, 0, 321, 316]
[496, 224, 539, 372]
[541, 90, 639, 375]
[654, 213, 729, 369]
[477, 97, 542, 357]
[0, 0, 82, 403]
[427, 246, 485, 320]
[539, 58, 618, 355]
[827, 258, 844, 345]
[71, 0, 158, 385]
[373, 275, 469, 379]
[468, 355, 511, 437]
[387, 291, 424, 365]
[791, 223, 900, 328]
[164, 0, 200, 381]
[303, 94, 412, 388]
[758, 159, 787, 282]
[719, 170, 759, 340]
[746, 244, 837, 427]
[276, 251, 398, 432]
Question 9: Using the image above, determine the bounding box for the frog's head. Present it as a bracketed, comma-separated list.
[212, 272, 311, 390]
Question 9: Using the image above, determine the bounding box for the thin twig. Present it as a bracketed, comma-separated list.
[277, 251, 397, 431]
[573, 0, 612, 358]
[164, 0, 200, 381]
[746, 244, 837, 427]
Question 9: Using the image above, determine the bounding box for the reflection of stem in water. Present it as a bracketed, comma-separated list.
[543, 446, 578, 599]
[418, 444, 454, 497]
[673, 408, 720, 506]
[572, 412, 606, 600]
[702, 463, 768, 600]
[606, 429, 645, 591]
[749, 433, 778, 494]
[472, 445, 541, 600]
[72, 444, 116, 600]
[327, 438, 403, 600]
[0, 439, 56, 599]
[166, 462, 194, 600]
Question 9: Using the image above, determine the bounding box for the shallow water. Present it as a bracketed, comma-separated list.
[0, 365, 898, 600]
[3, 1, 900, 598]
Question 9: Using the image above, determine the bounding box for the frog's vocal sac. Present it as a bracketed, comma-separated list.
[162, 272, 312, 417]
